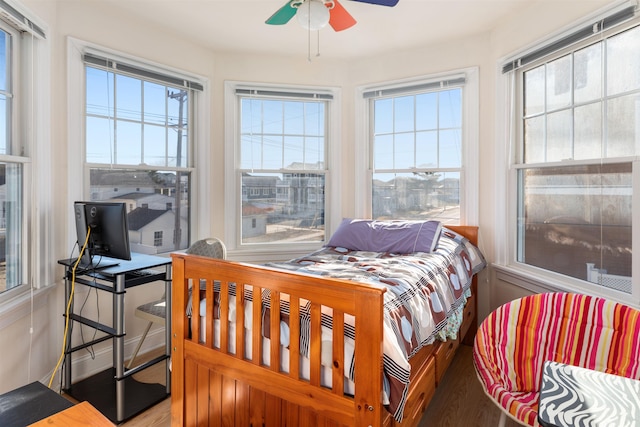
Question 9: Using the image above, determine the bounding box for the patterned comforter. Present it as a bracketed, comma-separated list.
[263, 227, 487, 421]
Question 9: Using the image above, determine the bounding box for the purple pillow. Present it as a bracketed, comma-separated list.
[326, 219, 442, 253]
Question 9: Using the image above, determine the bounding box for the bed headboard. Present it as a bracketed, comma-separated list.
[445, 225, 478, 246]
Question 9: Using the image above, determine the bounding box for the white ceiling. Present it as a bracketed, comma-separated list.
[104, 0, 538, 60]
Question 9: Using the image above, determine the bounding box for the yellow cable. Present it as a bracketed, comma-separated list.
[48, 227, 91, 389]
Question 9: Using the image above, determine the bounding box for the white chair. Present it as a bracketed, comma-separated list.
[127, 237, 226, 368]
[185, 237, 227, 259]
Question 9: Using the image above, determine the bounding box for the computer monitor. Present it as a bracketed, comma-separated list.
[74, 201, 132, 269]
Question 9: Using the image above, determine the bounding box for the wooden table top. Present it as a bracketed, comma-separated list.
[29, 401, 114, 427]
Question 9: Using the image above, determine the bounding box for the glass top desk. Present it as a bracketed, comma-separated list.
[57, 253, 172, 424]
[538, 360, 640, 427]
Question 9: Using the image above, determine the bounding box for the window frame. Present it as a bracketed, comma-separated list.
[67, 37, 210, 258]
[355, 67, 480, 225]
[497, 5, 640, 305]
[223, 81, 342, 262]
[0, 0, 50, 307]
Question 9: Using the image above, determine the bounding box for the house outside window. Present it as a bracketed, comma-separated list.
[357, 69, 480, 225]
[506, 8, 638, 298]
[84, 52, 202, 254]
[230, 85, 333, 247]
[0, 6, 46, 295]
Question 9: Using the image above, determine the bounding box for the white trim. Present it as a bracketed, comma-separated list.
[360, 73, 467, 95]
[354, 67, 480, 224]
[500, 0, 638, 72]
[461, 67, 479, 225]
[494, 66, 512, 266]
[354, 83, 371, 218]
[327, 89, 342, 238]
[193, 83, 211, 241]
[223, 81, 237, 249]
[67, 37, 87, 250]
[1, 0, 48, 39]
[224, 248, 314, 264]
[29, 28, 53, 289]
[0, 285, 54, 329]
[633, 158, 640, 304]
[223, 80, 341, 257]
[494, 263, 639, 309]
[81, 45, 205, 90]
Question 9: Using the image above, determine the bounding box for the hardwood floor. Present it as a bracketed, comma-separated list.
[120, 359, 170, 427]
[419, 344, 521, 427]
[120, 396, 170, 427]
[71, 345, 520, 427]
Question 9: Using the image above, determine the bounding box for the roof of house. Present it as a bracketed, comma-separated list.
[242, 204, 273, 216]
[117, 192, 157, 200]
[127, 207, 171, 231]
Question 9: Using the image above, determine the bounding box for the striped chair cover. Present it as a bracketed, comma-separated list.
[473, 292, 640, 426]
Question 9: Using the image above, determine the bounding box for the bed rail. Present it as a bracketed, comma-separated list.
[171, 254, 387, 427]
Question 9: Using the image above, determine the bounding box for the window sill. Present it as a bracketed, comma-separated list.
[227, 246, 322, 264]
[493, 263, 639, 309]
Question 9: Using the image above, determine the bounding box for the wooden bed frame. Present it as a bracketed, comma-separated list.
[170, 225, 479, 427]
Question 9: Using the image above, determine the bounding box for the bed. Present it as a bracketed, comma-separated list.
[170, 223, 485, 427]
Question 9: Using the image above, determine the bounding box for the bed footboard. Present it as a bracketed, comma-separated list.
[171, 254, 387, 427]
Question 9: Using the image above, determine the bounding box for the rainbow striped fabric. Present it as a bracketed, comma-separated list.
[473, 292, 640, 426]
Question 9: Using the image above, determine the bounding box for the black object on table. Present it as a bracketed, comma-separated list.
[0, 381, 73, 427]
[538, 360, 640, 427]
[58, 253, 172, 424]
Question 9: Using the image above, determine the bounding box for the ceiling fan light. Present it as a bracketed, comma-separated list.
[296, 0, 330, 31]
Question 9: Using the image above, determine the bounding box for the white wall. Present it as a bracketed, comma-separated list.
[0, 0, 615, 394]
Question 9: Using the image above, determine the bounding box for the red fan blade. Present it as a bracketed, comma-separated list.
[350, 0, 399, 6]
[329, 0, 357, 32]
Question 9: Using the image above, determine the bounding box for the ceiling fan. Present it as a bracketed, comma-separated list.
[266, 0, 399, 32]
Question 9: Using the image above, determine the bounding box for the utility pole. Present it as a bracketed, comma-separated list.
[169, 89, 187, 250]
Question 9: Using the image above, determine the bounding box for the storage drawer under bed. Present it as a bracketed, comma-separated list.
[387, 352, 436, 427]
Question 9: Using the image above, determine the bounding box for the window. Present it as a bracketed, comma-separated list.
[153, 231, 163, 247]
[83, 52, 203, 254]
[227, 84, 336, 250]
[0, 2, 47, 295]
[506, 6, 638, 298]
[357, 69, 480, 225]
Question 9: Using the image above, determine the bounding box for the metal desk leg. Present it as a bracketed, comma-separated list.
[114, 274, 126, 422]
[63, 270, 73, 391]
